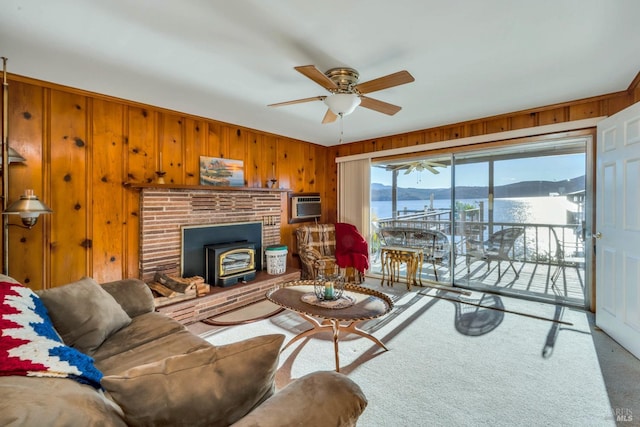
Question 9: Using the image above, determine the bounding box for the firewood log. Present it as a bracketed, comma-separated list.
[148, 282, 177, 298]
[154, 272, 193, 293]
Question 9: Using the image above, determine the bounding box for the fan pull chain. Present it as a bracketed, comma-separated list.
[339, 113, 344, 144]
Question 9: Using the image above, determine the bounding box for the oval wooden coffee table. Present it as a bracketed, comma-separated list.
[266, 279, 394, 372]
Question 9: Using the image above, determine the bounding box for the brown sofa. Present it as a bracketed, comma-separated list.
[0, 275, 367, 426]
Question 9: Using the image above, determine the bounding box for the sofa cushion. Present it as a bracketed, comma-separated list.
[232, 371, 368, 427]
[101, 278, 155, 318]
[0, 275, 103, 389]
[0, 376, 126, 427]
[90, 311, 187, 362]
[101, 334, 284, 427]
[96, 329, 211, 376]
[37, 277, 131, 354]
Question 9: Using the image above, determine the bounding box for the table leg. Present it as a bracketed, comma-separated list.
[405, 256, 413, 290]
[282, 313, 388, 372]
[392, 256, 399, 285]
[331, 320, 340, 372]
[341, 320, 389, 352]
[380, 250, 388, 286]
[408, 254, 420, 290]
[282, 313, 331, 352]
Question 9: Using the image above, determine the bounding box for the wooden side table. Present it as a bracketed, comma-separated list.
[380, 246, 423, 289]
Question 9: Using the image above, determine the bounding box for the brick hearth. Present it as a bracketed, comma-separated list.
[157, 269, 300, 324]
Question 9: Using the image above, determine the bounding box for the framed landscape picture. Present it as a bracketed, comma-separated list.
[199, 156, 244, 187]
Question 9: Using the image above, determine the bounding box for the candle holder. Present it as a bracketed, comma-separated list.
[313, 271, 345, 301]
[269, 179, 277, 189]
[155, 171, 166, 184]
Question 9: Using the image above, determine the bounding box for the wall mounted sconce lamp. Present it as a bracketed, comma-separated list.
[1, 57, 53, 275]
[3, 147, 26, 164]
[2, 189, 53, 229]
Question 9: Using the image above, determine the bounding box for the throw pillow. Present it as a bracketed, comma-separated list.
[101, 334, 285, 427]
[0, 275, 103, 388]
[37, 277, 131, 354]
[100, 278, 155, 318]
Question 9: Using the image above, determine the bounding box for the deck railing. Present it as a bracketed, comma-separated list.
[370, 211, 586, 305]
[373, 211, 585, 268]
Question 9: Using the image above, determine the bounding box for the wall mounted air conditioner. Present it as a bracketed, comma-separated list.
[289, 193, 321, 223]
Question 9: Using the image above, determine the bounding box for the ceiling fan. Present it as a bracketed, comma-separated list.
[268, 65, 415, 123]
[385, 160, 447, 175]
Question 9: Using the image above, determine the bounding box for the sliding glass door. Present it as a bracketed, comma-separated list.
[453, 139, 587, 306]
[370, 137, 588, 307]
[370, 154, 453, 284]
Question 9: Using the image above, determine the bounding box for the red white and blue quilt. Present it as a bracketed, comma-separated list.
[0, 280, 103, 389]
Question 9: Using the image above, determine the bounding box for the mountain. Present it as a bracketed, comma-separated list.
[371, 176, 585, 201]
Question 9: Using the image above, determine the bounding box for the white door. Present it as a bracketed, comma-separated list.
[596, 101, 640, 360]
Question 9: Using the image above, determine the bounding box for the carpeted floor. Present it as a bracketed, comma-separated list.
[189, 280, 639, 426]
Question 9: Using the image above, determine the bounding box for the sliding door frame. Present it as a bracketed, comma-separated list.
[337, 119, 599, 309]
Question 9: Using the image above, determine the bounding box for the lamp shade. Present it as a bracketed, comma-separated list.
[3, 189, 53, 227]
[0, 147, 26, 164]
[324, 93, 361, 116]
[6, 147, 26, 163]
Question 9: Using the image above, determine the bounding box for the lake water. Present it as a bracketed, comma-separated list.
[371, 196, 576, 226]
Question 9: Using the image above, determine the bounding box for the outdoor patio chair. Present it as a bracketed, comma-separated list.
[404, 229, 450, 281]
[379, 228, 406, 246]
[465, 227, 524, 279]
[549, 227, 568, 290]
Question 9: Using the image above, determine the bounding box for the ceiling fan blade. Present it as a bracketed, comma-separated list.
[424, 165, 440, 175]
[354, 70, 415, 94]
[403, 166, 415, 175]
[268, 96, 326, 107]
[424, 161, 447, 168]
[359, 96, 402, 115]
[294, 65, 338, 91]
[322, 109, 337, 124]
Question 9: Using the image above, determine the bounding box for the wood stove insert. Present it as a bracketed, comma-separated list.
[205, 241, 257, 287]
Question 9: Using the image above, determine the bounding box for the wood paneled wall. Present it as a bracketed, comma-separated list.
[2, 71, 637, 290]
[2, 75, 334, 289]
[329, 77, 640, 159]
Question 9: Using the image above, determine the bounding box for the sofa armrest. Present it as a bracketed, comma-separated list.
[231, 371, 367, 427]
[100, 278, 155, 318]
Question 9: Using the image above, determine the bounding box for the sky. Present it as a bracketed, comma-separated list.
[372, 153, 586, 189]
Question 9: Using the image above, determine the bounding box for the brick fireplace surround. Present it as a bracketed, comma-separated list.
[136, 185, 299, 323]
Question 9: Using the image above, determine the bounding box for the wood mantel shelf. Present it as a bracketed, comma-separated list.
[125, 182, 291, 192]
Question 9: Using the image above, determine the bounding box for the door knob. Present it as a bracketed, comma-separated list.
[592, 232, 602, 239]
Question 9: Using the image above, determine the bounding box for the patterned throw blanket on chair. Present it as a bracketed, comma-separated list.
[0, 280, 103, 389]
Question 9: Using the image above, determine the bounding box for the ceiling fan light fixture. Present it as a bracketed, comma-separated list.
[324, 93, 361, 116]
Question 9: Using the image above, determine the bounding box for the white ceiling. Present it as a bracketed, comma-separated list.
[2, 0, 640, 146]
